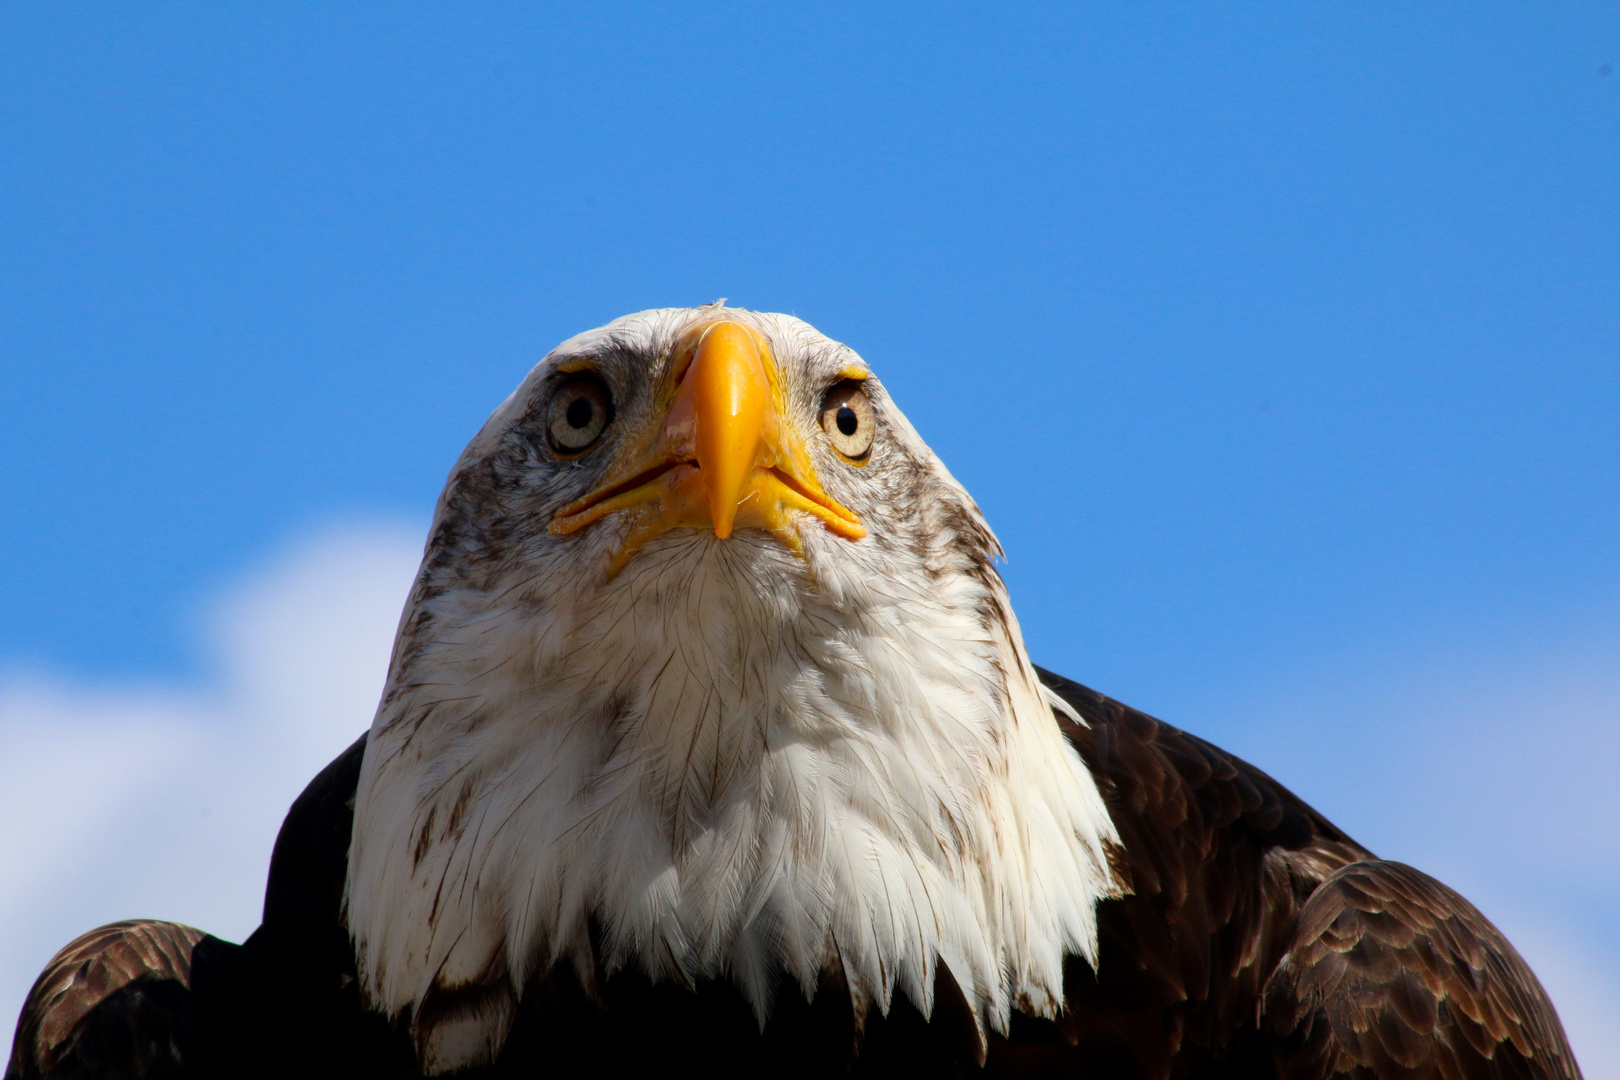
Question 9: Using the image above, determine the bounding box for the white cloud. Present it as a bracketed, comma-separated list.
[2, 525, 1613, 1076]
[0, 522, 423, 1057]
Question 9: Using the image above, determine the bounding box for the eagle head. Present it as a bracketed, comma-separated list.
[344, 306, 1121, 1072]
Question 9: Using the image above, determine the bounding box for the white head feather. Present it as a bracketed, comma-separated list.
[344, 307, 1122, 1072]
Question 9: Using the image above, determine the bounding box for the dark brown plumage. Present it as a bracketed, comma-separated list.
[1040, 671, 1580, 1080]
[6, 676, 1582, 1079]
[1263, 861, 1580, 1080]
[7, 920, 205, 1080]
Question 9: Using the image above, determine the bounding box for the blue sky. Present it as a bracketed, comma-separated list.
[2, 3, 1617, 1068]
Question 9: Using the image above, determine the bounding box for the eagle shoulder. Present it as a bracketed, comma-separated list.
[6, 919, 208, 1080]
[1034, 668, 1371, 1076]
[1262, 859, 1582, 1080]
[1038, 670, 1582, 1080]
[232, 732, 407, 1078]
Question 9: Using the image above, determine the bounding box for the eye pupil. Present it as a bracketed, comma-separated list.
[566, 397, 594, 429]
[836, 406, 859, 436]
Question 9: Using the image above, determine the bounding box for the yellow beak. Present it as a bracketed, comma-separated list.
[688, 321, 770, 539]
[550, 321, 864, 573]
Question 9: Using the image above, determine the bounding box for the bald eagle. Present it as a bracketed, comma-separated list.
[9, 307, 1581, 1079]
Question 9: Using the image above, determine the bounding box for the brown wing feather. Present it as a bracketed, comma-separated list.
[6, 919, 207, 1080]
[1031, 669, 1372, 1077]
[1263, 859, 1583, 1080]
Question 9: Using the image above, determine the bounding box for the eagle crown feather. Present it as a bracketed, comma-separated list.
[343, 307, 1123, 1073]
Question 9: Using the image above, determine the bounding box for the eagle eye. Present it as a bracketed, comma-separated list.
[820, 382, 874, 460]
[547, 375, 613, 453]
